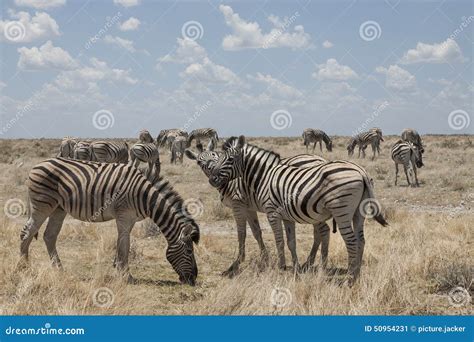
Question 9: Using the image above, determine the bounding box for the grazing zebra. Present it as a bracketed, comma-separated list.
[171, 136, 187, 164]
[401, 128, 424, 152]
[347, 130, 382, 160]
[208, 136, 387, 284]
[20, 158, 199, 285]
[73, 141, 92, 160]
[57, 137, 76, 158]
[138, 129, 154, 143]
[157, 129, 187, 149]
[391, 140, 423, 187]
[129, 142, 161, 177]
[188, 128, 219, 148]
[89, 141, 129, 163]
[186, 142, 330, 276]
[302, 129, 333, 153]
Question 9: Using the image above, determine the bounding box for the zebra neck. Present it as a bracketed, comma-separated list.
[242, 145, 280, 193]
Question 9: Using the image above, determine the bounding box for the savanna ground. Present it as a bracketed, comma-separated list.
[0, 135, 472, 315]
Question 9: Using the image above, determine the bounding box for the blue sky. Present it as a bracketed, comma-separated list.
[0, 0, 472, 138]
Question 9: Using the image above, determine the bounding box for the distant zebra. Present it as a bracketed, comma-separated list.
[157, 129, 187, 149]
[207, 136, 387, 284]
[171, 136, 187, 164]
[20, 158, 199, 285]
[347, 130, 382, 160]
[391, 140, 423, 187]
[369, 127, 384, 155]
[302, 128, 333, 153]
[57, 137, 76, 158]
[186, 141, 330, 276]
[90, 141, 129, 163]
[73, 141, 92, 160]
[401, 128, 424, 152]
[188, 128, 219, 148]
[129, 142, 161, 177]
[139, 129, 154, 143]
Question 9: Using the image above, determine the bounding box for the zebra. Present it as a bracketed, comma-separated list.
[73, 141, 92, 160]
[170, 136, 188, 164]
[302, 129, 333, 153]
[157, 129, 187, 149]
[138, 129, 154, 143]
[129, 142, 161, 177]
[188, 128, 219, 148]
[20, 158, 199, 285]
[186, 142, 330, 276]
[391, 140, 423, 187]
[57, 137, 76, 158]
[89, 141, 129, 163]
[347, 130, 382, 160]
[401, 128, 424, 153]
[207, 136, 387, 284]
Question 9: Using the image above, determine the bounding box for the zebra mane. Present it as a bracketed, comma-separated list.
[223, 136, 281, 160]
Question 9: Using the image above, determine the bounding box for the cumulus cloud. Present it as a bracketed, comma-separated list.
[322, 40, 333, 48]
[180, 57, 241, 85]
[104, 35, 136, 53]
[119, 17, 140, 31]
[400, 38, 466, 64]
[158, 38, 206, 64]
[17, 41, 77, 70]
[312, 58, 359, 81]
[376, 65, 416, 92]
[113, 0, 140, 7]
[14, 0, 66, 9]
[0, 10, 60, 43]
[248, 73, 302, 99]
[219, 5, 311, 50]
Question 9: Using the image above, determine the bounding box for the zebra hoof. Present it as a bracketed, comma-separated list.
[300, 262, 312, 273]
[221, 265, 240, 278]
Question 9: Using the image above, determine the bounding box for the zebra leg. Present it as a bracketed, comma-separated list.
[403, 165, 411, 186]
[333, 216, 359, 286]
[414, 166, 420, 187]
[283, 220, 300, 272]
[222, 206, 247, 277]
[246, 209, 268, 267]
[43, 207, 67, 267]
[266, 213, 286, 270]
[371, 143, 376, 161]
[20, 206, 55, 262]
[114, 216, 136, 281]
[319, 141, 323, 152]
[312, 142, 316, 153]
[146, 161, 153, 178]
[394, 163, 399, 186]
[301, 222, 322, 272]
[302, 222, 330, 272]
[352, 207, 365, 270]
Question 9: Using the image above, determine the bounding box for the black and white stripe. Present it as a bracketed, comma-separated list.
[401, 128, 424, 152]
[347, 130, 382, 160]
[57, 137, 76, 158]
[138, 129, 154, 143]
[391, 140, 423, 187]
[129, 142, 161, 177]
[20, 158, 200, 285]
[302, 128, 333, 153]
[156, 129, 188, 149]
[188, 128, 219, 147]
[208, 136, 387, 284]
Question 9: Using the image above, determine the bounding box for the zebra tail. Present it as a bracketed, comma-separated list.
[362, 173, 389, 227]
[332, 218, 337, 233]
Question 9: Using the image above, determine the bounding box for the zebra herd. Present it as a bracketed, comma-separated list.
[19, 127, 424, 286]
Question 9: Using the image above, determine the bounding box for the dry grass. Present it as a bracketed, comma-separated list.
[0, 135, 472, 315]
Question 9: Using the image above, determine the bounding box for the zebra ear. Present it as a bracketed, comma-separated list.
[184, 149, 197, 160]
[207, 139, 215, 151]
[237, 135, 245, 148]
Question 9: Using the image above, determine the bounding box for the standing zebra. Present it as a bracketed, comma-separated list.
[208, 136, 387, 284]
[157, 129, 187, 149]
[20, 158, 199, 285]
[57, 137, 76, 158]
[186, 141, 330, 276]
[129, 142, 161, 177]
[170, 136, 187, 164]
[401, 128, 424, 152]
[138, 129, 154, 143]
[391, 140, 423, 187]
[188, 128, 219, 148]
[347, 130, 382, 160]
[89, 141, 129, 163]
[302, 129, 333, 153]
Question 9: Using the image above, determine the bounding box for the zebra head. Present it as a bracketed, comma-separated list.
[347, 137, 357, 156]
[410, 143, 424, 168]
[184, 143, 219, 177]
[209, 135, 245, 188]
[167, 223, 199, 286]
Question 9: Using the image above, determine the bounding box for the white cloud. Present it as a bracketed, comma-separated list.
[158, 38, 207, 64]
[17, 41, 77, 70]
[114, 0, 140, 7]
[104, 35, 136, 53]
[180, 57, 241, 85]
[219, 5, 311, 50]
[376, 65, 416, 92]
[400, 38, 466, 64]
[14, 0, 66, 9]
[312, 58, 359, 81]
[119, 17, 140, 31]
[322, 40, 333, 48]
[0, 10, 60, 43]
[248, 73, 302, 99]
